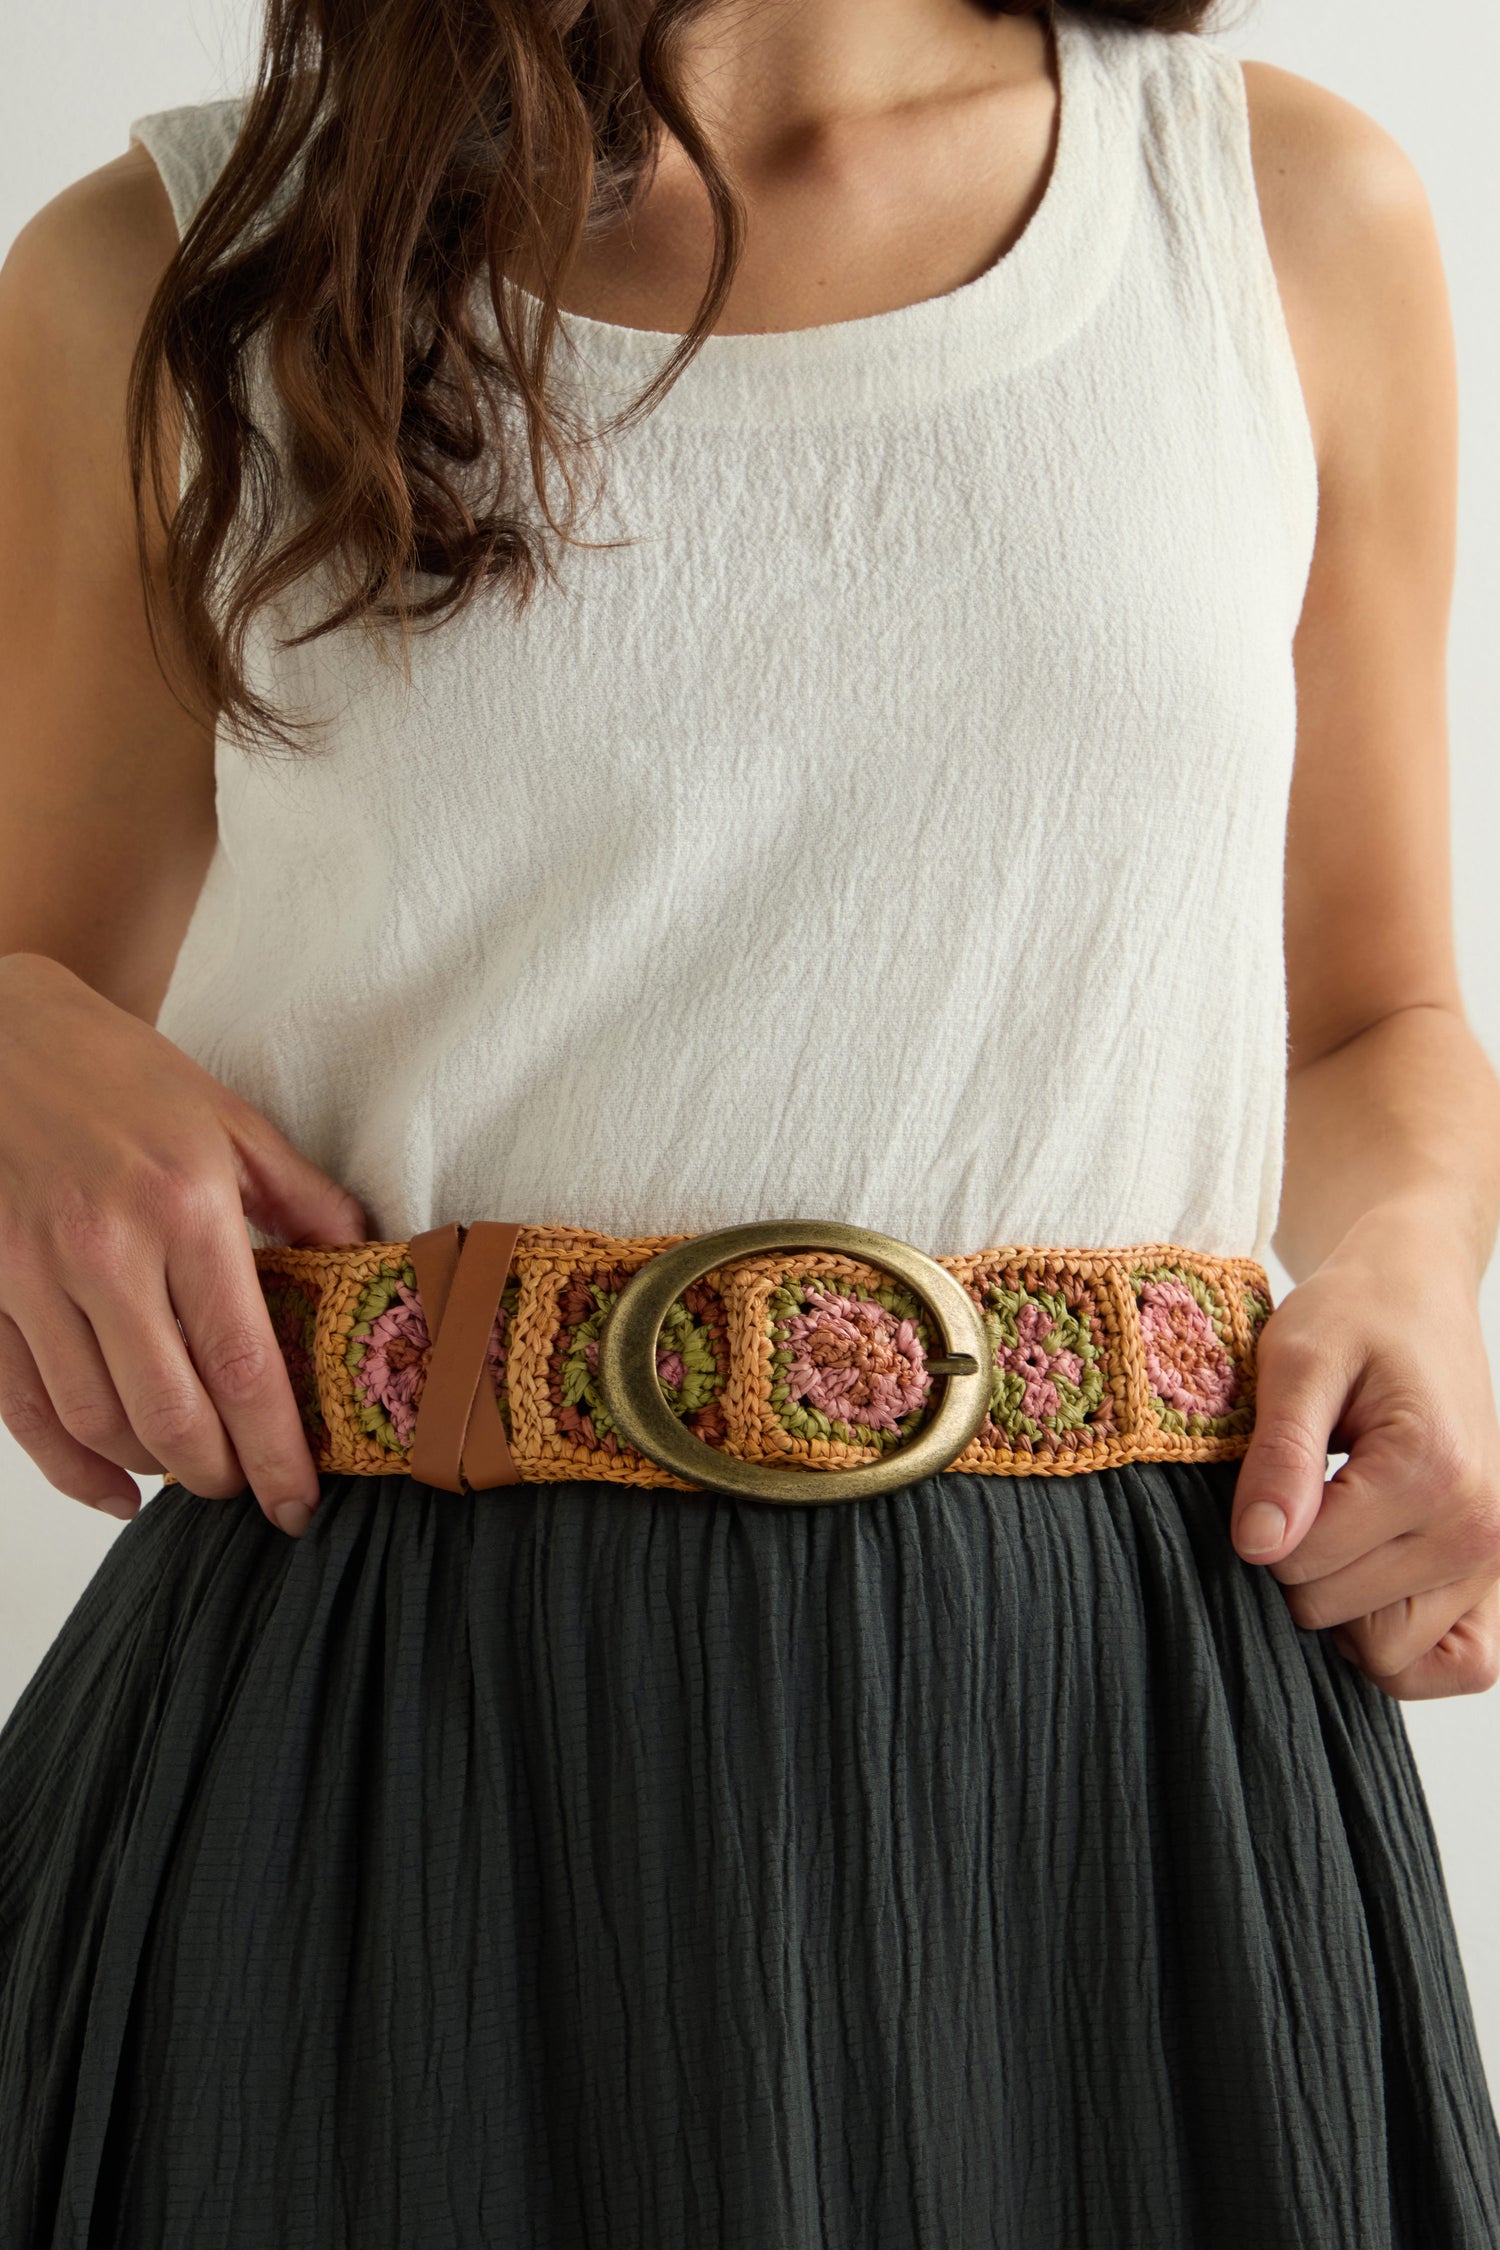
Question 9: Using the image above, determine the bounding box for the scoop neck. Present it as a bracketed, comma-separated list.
[494, 8, 1136, 429]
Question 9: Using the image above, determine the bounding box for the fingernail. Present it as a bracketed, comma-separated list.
[97, 1495, 137, 1522]
[1238, 1501, 1287, 1556]
[273, 1499, 314, 1539]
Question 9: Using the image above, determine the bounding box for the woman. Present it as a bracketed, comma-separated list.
[1, 0, 1498, 2240]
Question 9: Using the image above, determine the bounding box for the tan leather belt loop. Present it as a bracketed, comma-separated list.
[407, 1220, 523, 1493]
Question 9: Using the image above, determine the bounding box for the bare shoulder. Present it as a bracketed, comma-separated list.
[1238, 61, 1452, 468]
[0, 144, 180, 461]
[0, 144, 185, 653]
[2, 142, 178, 341]
[1240, 59, 1432, 227]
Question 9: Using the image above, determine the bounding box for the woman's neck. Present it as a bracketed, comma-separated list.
[524, 2, 1057, 337]
[671, 0, 1048, 158]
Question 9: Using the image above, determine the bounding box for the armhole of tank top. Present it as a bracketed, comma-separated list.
[1192, 39, 1308, 1260]
[1200, 40, 1321, 620]
[126, 102, 249, 507]
[127, 101, 245, 245]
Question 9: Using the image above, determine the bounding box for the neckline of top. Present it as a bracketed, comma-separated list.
[492, 8, 1141, 430]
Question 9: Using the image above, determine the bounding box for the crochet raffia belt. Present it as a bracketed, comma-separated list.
[160, 1219, 1274, 1503]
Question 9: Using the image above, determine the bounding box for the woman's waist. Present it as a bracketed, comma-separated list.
[160, 931, 1287, 1266]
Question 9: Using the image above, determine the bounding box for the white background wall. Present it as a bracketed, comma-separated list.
[4, 0, 1499, 2091]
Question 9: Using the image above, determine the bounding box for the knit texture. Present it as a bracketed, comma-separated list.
[159, 1229, 1276, 1483]
[128, 10, 1318, 1262]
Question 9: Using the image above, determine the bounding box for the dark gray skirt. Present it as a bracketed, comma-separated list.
[2, 1459, 1498, 2248]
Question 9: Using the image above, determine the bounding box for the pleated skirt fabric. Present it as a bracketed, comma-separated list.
[2, 1459, 1498, 2249]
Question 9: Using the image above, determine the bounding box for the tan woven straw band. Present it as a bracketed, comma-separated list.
[159, 1221, 1273, 1501]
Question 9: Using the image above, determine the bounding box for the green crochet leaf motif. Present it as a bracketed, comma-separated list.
[559, 1281, 723, 1445]
[344, 1257, 420, 1453]
[979, 1283, 1108, 1445]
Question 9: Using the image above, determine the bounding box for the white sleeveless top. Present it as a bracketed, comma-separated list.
[129, 9, 1316, 1263]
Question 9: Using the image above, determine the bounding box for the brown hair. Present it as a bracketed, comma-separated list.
[127, 0, 1217, 752]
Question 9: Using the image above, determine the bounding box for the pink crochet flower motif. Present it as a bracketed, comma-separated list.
[784, 1290, 930, 1435]
[995, 1301, 1086, 1421]
[1138, 1279, 1238, 1418]
[352, 1280, 509, 1448]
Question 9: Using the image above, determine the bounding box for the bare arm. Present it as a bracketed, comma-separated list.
[0, 144, 216, 1015]
[1245, 64, 1500, 1290]
[1232, 63, 1500, 1695]
[0, 153, 366, 1535]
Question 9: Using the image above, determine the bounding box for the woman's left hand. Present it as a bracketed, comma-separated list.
[1229, 1203, 1500, 1700]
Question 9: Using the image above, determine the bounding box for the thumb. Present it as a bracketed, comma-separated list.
[1229, 1318, 1341, 1565]
[225, 1103, 371, 1248]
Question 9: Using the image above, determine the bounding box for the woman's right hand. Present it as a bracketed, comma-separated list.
[0, 952, 370, 1537]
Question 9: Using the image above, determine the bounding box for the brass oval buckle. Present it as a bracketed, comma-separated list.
[594, 1219, 993, 1503]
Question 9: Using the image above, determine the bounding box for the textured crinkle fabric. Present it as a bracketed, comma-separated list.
[126, 9, 1317, 1266]
[2, 1466, 1497, 2248]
